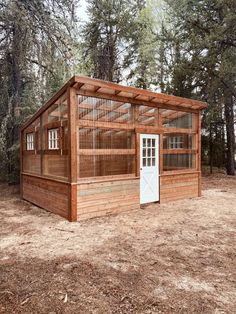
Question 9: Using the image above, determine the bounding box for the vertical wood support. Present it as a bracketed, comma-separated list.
[20, 129, 23, 198]
[132, 105, 138, 174]
[197, 111, 202, 196]
[136, 132, 140, 177]
[68, 86, 77, 221]
[40, 115, 43, 176]
[159, 133, 163, 175]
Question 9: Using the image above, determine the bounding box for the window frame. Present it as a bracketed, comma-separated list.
[26, 132, 35, 151]
[168, 135, 184, 149]
[47, 127, 60, 150]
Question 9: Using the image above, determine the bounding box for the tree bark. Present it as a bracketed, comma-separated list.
[224, 89, 235, 175]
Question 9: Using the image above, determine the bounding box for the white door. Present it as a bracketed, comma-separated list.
[140, 134, 159, 204]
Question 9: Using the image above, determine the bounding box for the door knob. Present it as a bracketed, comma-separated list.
[140, 168, 142, 170]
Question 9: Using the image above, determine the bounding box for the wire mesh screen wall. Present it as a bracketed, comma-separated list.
[77, 96, 136, 178]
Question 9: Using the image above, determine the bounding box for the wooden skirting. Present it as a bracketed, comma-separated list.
[22, 174, 70, 219]
[77, 178, 140, 220]
[160, 171, 199, 202]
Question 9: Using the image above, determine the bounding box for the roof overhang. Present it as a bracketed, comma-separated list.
[21, 75, 207, 131]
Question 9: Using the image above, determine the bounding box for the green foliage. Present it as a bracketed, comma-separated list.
[81, 0, 145, 81]
[0, 0, 79, 182]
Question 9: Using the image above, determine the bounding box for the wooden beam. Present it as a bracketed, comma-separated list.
[163, 149, 197, 154]
[68, 86, 77, 222]
[78, 119, 135, 130]
[164, 127, 197, 134]
[135, 126, 164, 134]
[79, 149, 136, 156]
[197, 111, 202, 196]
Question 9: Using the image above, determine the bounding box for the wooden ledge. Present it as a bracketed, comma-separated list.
[77, 174, 139, 185]
[21, 172, 70, 184]
[161, 170, 200, 176]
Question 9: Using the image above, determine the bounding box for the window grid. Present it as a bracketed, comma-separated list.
[142, 138, 156, 167]
[169, 136, 184, 149]
[26, 133, 34, 150]
[48, 128, 59, 150]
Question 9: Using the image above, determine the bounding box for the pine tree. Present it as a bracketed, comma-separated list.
[81, 0, 144, 82]
[166, 0, 236, 175]
[0, 0, 79, 182]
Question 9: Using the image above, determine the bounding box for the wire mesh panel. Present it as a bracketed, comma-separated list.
[162, 110, 197, 171]
[77, 96, 136, 179]
[138, 106, 158, 126]
[163, 154, 195, 170]
[162, 110, 193, 129]
[41, 92, 69, 180]
[22, 118, 41, 174]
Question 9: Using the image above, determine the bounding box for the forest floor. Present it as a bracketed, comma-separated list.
[0, 171, 236, 314]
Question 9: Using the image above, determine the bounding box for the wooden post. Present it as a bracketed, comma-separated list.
[197, 111, 202, 196]
[20, 129, 23, 198]
[159, 133, 163, 175]
[68, 86, 77, 221]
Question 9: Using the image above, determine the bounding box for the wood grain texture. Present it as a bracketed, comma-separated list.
[68, 86, 78, 221]
[160, 172, 199, 202]
[22, 174, 69, 219]
[77, 178, 140, 220]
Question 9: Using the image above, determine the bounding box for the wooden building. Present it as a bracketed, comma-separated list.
[20, 76, 207, 221]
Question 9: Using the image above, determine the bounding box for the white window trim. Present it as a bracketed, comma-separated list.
[26, 133, 34, 150]
[48, 128, 60, 150]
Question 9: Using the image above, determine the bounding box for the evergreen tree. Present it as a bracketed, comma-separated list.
[166, 0, 236, 175]
[81, 0, 144, 82]
[0, 0, 78, 182]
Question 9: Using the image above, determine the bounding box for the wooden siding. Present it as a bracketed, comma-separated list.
[160, 171, 199, 202]
[22, 174, 70, 219]
[77, 178, 140, 220]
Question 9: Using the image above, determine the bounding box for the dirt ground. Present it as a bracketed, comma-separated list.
[0, 172, 236, 314]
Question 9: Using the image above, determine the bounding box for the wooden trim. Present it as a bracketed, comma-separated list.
[79, 149, 135, 156]
[78, 119, 135, 130]
[159, 133, 163, 175]
[135, 126, 164, 134]
[198, 111, 202, 196]
[41, 149, 68, 155]
[68, 86, 77, 221]
[20, 130, 23, 198]
[136, 132, 140, 177]
[163, 149, 197, 154]
[163, 127, 197, 134]
[21, 172, 70, 184]
[162, 170, 200, 176]
[43, 120, 68, 129]
[77, 174, 138, 185]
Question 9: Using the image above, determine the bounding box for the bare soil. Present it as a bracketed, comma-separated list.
[0, 172, 236, 314]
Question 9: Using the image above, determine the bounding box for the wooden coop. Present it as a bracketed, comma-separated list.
[20, 76, 207, 221]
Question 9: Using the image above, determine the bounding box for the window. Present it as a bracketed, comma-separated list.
[168, 136, 184, 149]
[26, 133, 34, 150]
[48, 128, 59, 149]
[142, 138, 156, 167]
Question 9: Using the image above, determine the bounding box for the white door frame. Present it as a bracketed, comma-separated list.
[140, 134, 160, 204]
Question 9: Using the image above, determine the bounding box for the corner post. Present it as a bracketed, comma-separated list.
[20, 129, 23, 198]
[68, 86, 77, 221]
[197, 111, 202, 196]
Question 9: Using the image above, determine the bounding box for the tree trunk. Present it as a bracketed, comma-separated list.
[224, 89, 235, 175]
